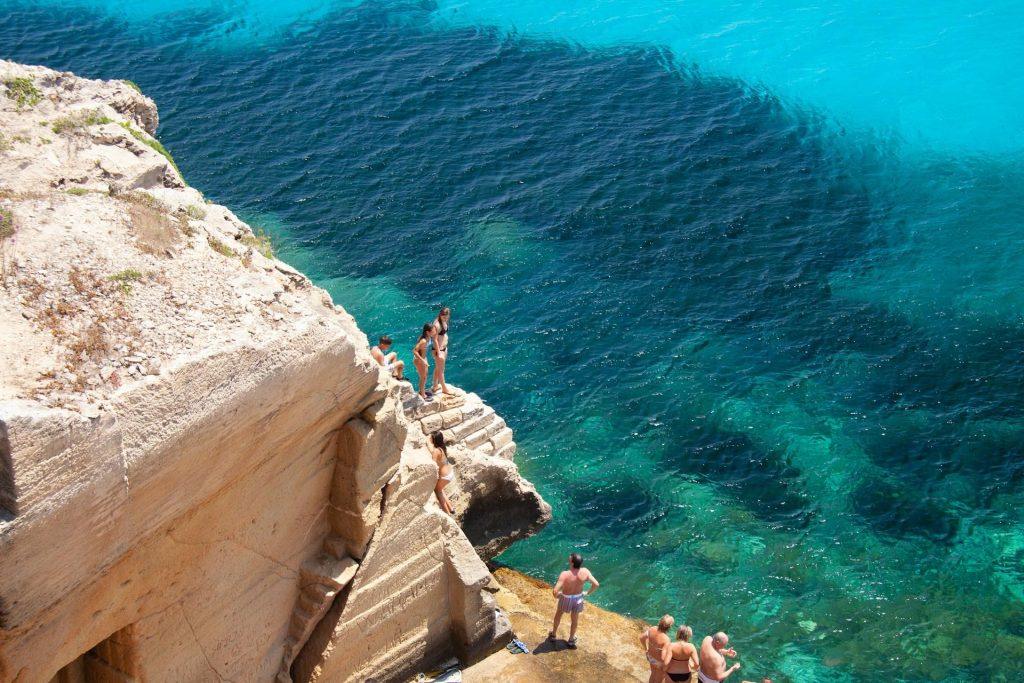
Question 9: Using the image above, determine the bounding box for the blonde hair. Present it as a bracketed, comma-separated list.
[676, 625, 693, 641]
[657, 615, 675, 632]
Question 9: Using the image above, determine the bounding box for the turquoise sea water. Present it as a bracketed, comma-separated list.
[3, 1, 1024, 679]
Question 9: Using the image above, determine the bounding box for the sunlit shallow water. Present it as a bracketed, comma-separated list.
[3, 0, 1024, 679]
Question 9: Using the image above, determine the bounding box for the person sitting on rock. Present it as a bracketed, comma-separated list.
[698, 632, 740, 682]
[549, 552, 599, 649]
[430, 431, 454, 515]
[370, 335, 404, 380]
[641, 614, 674, 683]
[413, 323, 436, 400]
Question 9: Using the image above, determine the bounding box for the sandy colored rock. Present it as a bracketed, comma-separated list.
[0, 61, 547, 683]
[463, 567, 649, 683]
[402, 389, 552, 560]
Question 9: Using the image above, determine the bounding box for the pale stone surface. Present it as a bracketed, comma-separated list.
[0, 62, 547, 683]
[402, 389, 552, 560]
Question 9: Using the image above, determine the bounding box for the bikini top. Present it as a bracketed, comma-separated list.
[436, 319, 448, 336]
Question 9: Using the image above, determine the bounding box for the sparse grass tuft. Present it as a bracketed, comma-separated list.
[65, 187, 91, 196]
[0, 132, 9, 152]
[3, 77, 42, 109]
[123, 80, 142, 94]
[118, 122, 182, 179]
[51, 110, 114, 134]
[185, 204, 206, 220]
[208, 236, 235, 258]
[176, 213, 197, 238]
[12, 134, 30, 144]
[0, 208, 14, 241]
[0, 207, 14, 286]
[113, 190, 179, 256]
[240, 228, 275, 260]
[109, 268, 144, 293]
[115, 189, 163, 208]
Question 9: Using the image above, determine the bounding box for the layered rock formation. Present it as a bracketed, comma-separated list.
[401, 388, 550, 561]
[0, 61, 549, 683]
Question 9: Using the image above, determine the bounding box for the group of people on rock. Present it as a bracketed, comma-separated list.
[369, 307, 457, 515]
[369, 306, 452, 401]
[548, 554, 771, 683]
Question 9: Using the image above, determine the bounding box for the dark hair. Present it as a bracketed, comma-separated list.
[570, 553, 583, 569]
[431, 431, 447, 458]
[378, 335, 392, 346]
[439, 306, 450, 317]
[419, 323, 434, 340]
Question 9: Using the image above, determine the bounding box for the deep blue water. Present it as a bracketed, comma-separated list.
[3, 1, 1024, 679]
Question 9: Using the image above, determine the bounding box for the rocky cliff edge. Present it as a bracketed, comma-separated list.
[0, 61, 549, 683]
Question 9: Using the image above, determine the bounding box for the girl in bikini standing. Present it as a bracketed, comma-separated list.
[413, 323, 436, 400]
[664, 625, 700, 682]
[431, 306, 452, 396]
[430, 431, 454, 514]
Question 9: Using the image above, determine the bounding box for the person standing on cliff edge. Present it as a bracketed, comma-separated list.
[413, 323, 436, 401]
[431, 306, 452, 396]
[548, 553, 599, 649]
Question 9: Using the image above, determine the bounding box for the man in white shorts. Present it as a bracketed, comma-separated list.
[370, 335, 405, 380]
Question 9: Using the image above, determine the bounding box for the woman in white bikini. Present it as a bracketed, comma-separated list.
[640, 615, 675, 683]
[431, 306, 452, 396]
[413, 323, 436, 400]
[430, 431, 454, 515]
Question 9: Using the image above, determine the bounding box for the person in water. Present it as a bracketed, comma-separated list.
[640, 615, 675, 683]
[549, 552, 599, 649]
[429, 431, 454, 515]
[370, 335, 405, 380]
[412, 323, 436, 400]
[698, 632, 740, 682]
[664, 624, 700, 682]
[431, 306, 452, 396]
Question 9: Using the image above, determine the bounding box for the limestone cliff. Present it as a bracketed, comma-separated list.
[0, 61, 550, 683]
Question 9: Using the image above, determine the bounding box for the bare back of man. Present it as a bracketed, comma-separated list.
[558, 567, 590, 595]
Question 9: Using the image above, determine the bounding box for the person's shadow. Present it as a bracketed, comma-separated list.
[532, 638, 571, 655]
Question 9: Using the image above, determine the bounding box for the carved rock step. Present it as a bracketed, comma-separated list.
[300, 553, 358, 590]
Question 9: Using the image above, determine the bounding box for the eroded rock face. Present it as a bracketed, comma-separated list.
[0, 61, 545, 683]
[401, 388, 552, 561]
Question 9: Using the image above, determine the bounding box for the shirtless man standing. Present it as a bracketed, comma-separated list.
[549, 553, 599, 649]
[698, 632, 740, 682]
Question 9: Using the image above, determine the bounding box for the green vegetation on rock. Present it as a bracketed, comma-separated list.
[118, 122, 182, 180]
[3, 77, 42, 109]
